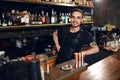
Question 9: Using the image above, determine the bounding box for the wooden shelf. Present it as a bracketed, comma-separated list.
[0, 22, 93, 39]
[0, 23, 69, 30]
[1, 0, 94, 8]
[0, 0, 94, 39]
[0, 22, 93, 30]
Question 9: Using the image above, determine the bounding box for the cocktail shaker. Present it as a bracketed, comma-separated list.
[74, 52, 84, 68]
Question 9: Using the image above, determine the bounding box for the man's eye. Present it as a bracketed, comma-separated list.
[77, 17, 82, 19]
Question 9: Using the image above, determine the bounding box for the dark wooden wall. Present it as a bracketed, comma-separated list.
[93, 0, 120, 27]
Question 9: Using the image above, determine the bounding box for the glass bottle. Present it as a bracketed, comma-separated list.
[41, 10, 46, 24]
[2, 12, 7, 26]
[6, 12, 13, 26]
[54, 11, 58, 23]
[34, 13, 38, 25]
[38, 14, 42, 24]
[51, 9, 56, 24]
[0, 19, 2, 26]
[45, 12, 50, 24]
[11, 9, 17, 26]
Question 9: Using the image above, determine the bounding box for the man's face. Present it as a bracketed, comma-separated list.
[71, 11, 83, 28]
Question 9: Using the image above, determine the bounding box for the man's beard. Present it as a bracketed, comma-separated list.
[72, 24, 80, 28]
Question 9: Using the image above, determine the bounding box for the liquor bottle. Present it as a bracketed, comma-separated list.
[0, 19, 2, 26]
[68, 13, 71, 23]
[67, 0, 72, 4]
[11, 10, 17, 26]
[6, 12, 12, 26]
[51, 9, 56, 24]
[89, 0, 94, 7]
[30, 14, 35, 25]
[24, 11, 30, 25]
[82, 11, 87, 22]
[83, 0, 87, 5]
[37, 14, 42, 24]
[79, 0, 84, 5]
[41, 10, 46, 24]
[54, 11, 58, 23]
[21, 11, 25, 25]
[75, 0, 79, 4]
[28, 12, 32, 25]
[64, 13, 69, 23]
[45, 12, 50, 24]
[34, 13, 38, 25]
[2, 12, 7, 26]
[16, 10, 21, 25]
[59, 13, 62, 23]
[61, 0, 64, 3]
[51, 0, 57, 2]
[45, 0, 49, 2]
[61, 13, 65, 23]
[58, 0, 61, 3]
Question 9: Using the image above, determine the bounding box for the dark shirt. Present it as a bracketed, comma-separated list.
[55, 27, 93, 64]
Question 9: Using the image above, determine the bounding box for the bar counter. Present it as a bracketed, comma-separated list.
[45, 59, 88, 80]
[80, 52, 120, 80]
[45, 51, 120, 80]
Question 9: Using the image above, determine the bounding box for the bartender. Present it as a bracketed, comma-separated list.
[52, 8, 99, 64]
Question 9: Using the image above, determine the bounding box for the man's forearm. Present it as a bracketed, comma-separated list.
[80, 46, 99, 56]
[80, 42, 99, 56]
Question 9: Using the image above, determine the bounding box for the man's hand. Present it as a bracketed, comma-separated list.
[56, 45, 61, 52]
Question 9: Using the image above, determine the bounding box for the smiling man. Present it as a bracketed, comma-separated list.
[53, 8, 99, 64]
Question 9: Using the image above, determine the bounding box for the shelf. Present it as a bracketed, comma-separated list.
[0, 0, 94, 39]
[0, 22, 93, 39]
[0, 23, 69, 30]
[1, 0, 94, 8]
[0, 22, 94, 30]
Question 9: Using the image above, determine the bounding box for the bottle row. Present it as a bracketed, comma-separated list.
[23, 0, 94, 7]
[0, 9, 93, 26]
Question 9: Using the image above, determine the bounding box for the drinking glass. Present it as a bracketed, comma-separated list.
[36, 54, 49, 74]
[110, 40, 119, 52]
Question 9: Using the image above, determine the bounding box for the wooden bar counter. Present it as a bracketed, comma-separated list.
[45, 52, 120, 80]
[45, 59, 88, 80]
[80, 52, 120, 80]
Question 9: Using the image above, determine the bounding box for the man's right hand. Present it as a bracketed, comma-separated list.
[56, 45, 61, 52]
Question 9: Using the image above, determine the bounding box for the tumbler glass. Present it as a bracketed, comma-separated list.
[36, 54, 49, 73]
[110, 40, 119, 52]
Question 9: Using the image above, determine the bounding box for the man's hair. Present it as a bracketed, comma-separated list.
[70, 8, 84, 18]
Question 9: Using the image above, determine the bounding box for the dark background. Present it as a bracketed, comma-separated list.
[93, 0, 120, 27]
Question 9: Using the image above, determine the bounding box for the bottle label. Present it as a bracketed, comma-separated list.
[51, 17, 55, 24]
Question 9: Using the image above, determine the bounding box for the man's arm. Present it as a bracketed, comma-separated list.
[80, 42, 99, 56]
[52, 30, 61, 52]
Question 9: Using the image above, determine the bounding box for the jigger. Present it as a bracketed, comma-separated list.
[79, 53, 84, 67]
